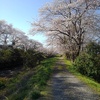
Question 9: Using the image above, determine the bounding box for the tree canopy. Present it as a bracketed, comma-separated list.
[31, 0, 100, 60]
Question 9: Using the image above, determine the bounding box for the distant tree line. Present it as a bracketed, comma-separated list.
[0, 20, 55, 70]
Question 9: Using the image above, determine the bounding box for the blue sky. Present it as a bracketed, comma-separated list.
[0, 0, 52, 43]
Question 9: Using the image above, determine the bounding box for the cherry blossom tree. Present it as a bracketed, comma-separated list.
[31, 0, 100, 60]
[0, 20, 44, 51]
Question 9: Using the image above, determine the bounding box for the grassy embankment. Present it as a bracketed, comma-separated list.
[64, 59, 100, 95]
[0, 57, 57, 100]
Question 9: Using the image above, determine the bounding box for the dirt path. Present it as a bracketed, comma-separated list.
[39, 59, 100, 100]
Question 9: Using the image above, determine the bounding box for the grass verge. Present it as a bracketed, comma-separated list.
[64, 59, 100, 95]
[27, 57, 57, 100]
[0, 57, 57, 100]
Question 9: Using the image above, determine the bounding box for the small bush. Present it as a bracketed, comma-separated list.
[74, 42, 100, 82]
[22, 50, 46, 68]
[0, 49, 23, 69]
[74, 53, 94, 76]
[86, 42, 100, 57]
[0, 49, 46, 69]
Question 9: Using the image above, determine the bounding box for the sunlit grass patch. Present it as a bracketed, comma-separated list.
[58, 66, 63, 70]
[64, 60, 72, 66]
[77, 74, 100, 94]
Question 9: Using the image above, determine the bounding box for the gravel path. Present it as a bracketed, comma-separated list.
[39, 59, 100, 100]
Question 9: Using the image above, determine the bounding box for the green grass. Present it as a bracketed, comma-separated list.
[64, 59, 100, 95]
[0, 57, 57, 100]
[27, 57, 57, 100]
